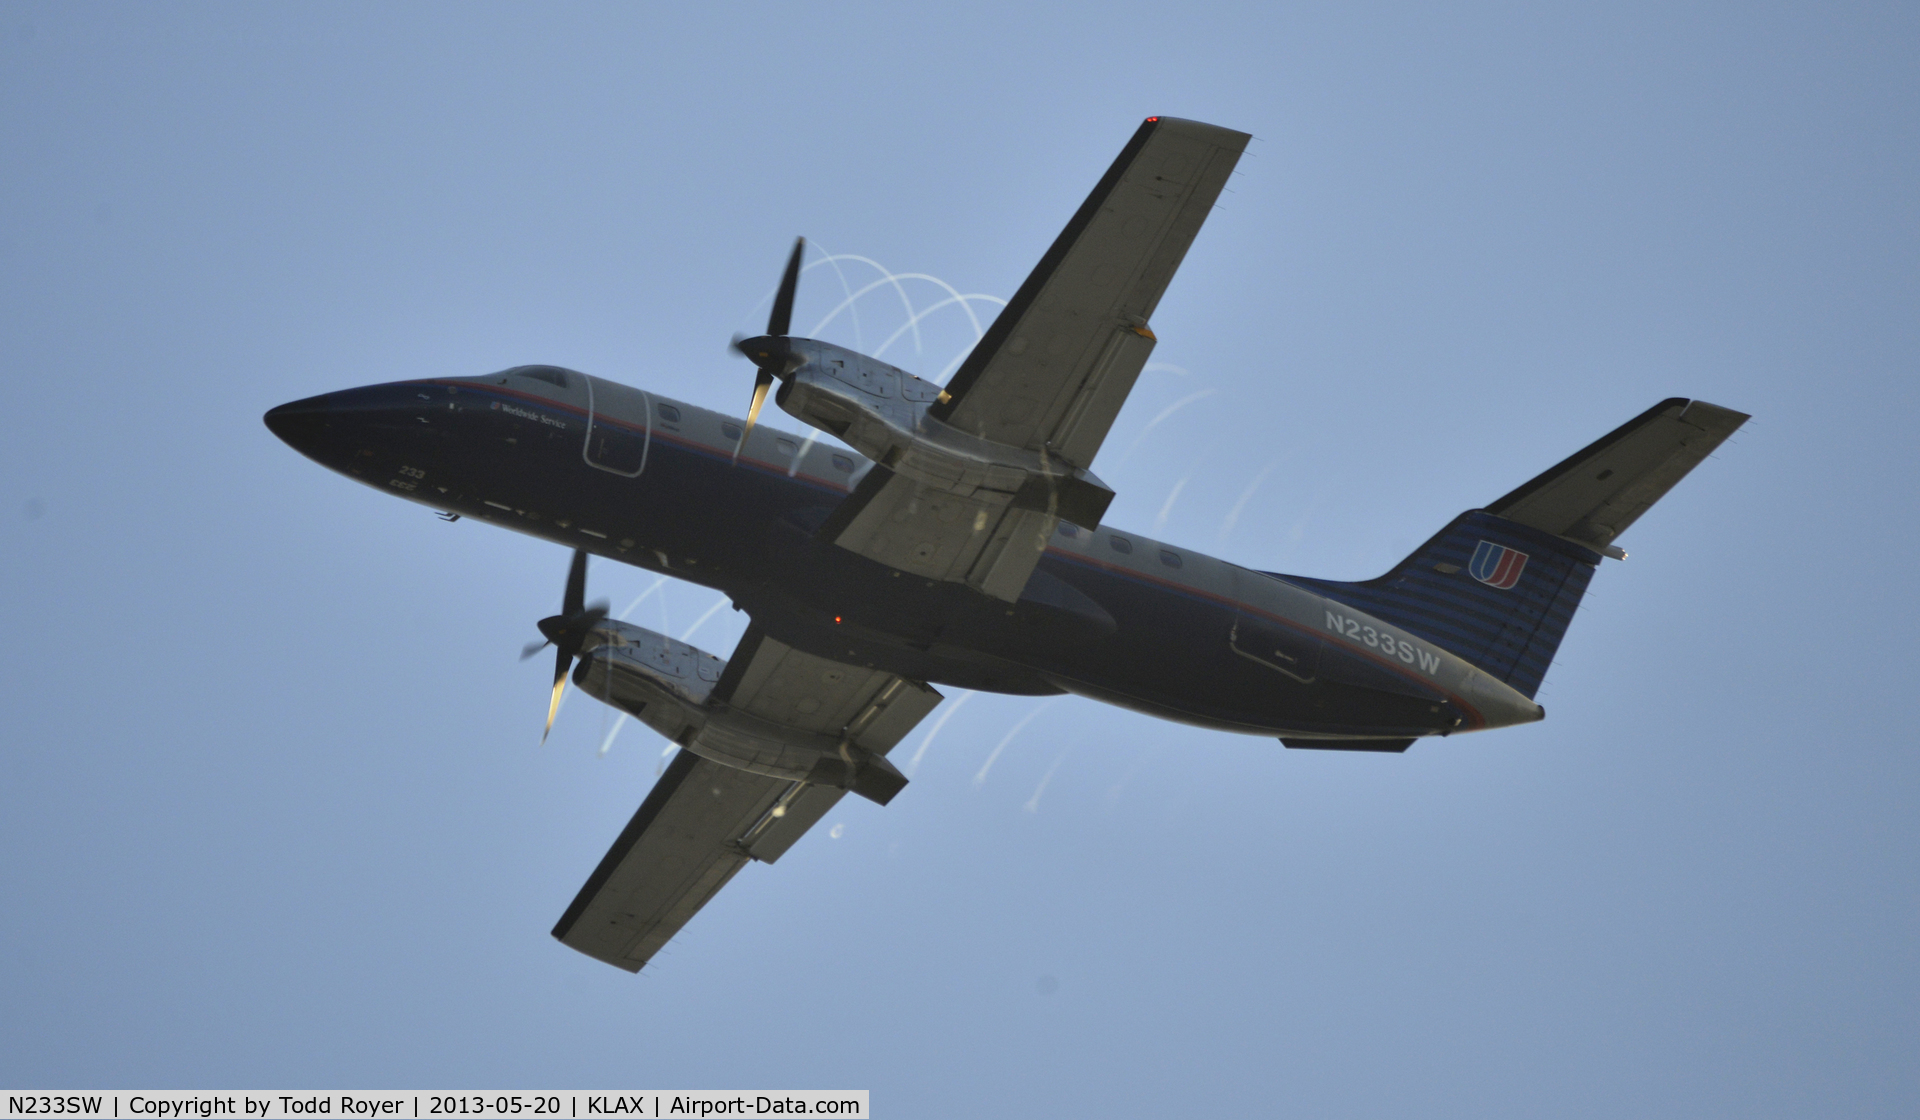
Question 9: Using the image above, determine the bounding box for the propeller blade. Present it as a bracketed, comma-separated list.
[542, 645, 569, 744]
[576, 602, 610, 646]
[767, 237, 805, 337]
[739, 370, 775, 451]
[529, 550, 608, 743]
[562, 549, 587, 617]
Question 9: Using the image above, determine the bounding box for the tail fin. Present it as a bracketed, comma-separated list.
[1287, 512, 1598, 698]
[1283, 398, 1748, 698]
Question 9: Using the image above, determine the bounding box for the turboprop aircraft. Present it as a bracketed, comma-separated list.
[265, 117, 1748, 973]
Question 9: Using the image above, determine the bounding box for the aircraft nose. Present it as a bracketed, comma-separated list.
[263, 392, 340, 453]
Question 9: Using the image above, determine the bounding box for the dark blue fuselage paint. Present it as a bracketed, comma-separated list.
[265, 374, 1484, 741]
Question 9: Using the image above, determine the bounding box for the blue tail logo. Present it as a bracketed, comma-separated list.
[1469, 540, 1530, 590]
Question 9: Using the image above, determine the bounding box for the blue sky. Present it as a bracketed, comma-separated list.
[2, 3, 1916, 1115]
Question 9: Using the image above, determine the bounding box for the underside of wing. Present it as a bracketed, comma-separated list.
[555, 624, 942, 972]
[818, 117, 1250, 600]
[817, 464, 1063, 601]
[931, 116, 1250, 466]
[551, 749, 845, 972]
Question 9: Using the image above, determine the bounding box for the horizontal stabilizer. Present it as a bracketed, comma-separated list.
[1488, 398, 1749, 550]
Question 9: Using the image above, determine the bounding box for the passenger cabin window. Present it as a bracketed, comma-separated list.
[776, 438, 798, 456]
[720, 422, 742, 441]
[1109, 535, 1133, 555]
[1159, 549, 1184, 568]
[1057, 524, 1080, 538]
[656, 404, 681, 424]
[831, 454, 855, 472]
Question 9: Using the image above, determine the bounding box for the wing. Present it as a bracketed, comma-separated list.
[821, 117, 1250, 600]
[930, 116, 1250, 464]
[552, 628, 941, 973]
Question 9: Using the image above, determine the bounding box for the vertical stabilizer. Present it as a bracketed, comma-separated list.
[1288, 512, 1598, 698]
[1281, 398, 1747, 698]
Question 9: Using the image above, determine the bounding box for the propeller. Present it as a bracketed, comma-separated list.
[729, 237, 807, 454]
[519, 548, 609, 743]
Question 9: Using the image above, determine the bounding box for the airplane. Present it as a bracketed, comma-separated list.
[264, 116, 1748, 973]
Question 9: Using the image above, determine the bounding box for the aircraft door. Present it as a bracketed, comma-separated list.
[1228, 609, 1321, 685]
[584, 377, 651, 477]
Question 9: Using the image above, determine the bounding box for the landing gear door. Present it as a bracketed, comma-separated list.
[584, 376, 652, 478]
[1229, 609, 1321, 684]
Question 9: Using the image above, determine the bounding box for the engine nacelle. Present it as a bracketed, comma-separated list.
[572, 618, 723, 744]
[571, 619, 908, 804]
[751, 336, 1116, 529]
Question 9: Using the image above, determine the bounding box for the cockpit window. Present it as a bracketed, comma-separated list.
[500, 365, 576, 389]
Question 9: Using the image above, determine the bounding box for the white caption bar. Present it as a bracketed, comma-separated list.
[0, 1094, 868, 1120]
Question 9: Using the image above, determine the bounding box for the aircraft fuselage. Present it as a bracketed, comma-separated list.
[265, 366, 1546, 743]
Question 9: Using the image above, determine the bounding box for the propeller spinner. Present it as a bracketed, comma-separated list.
[520, 548, 609, 743]
[729, 236, 807, 455]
